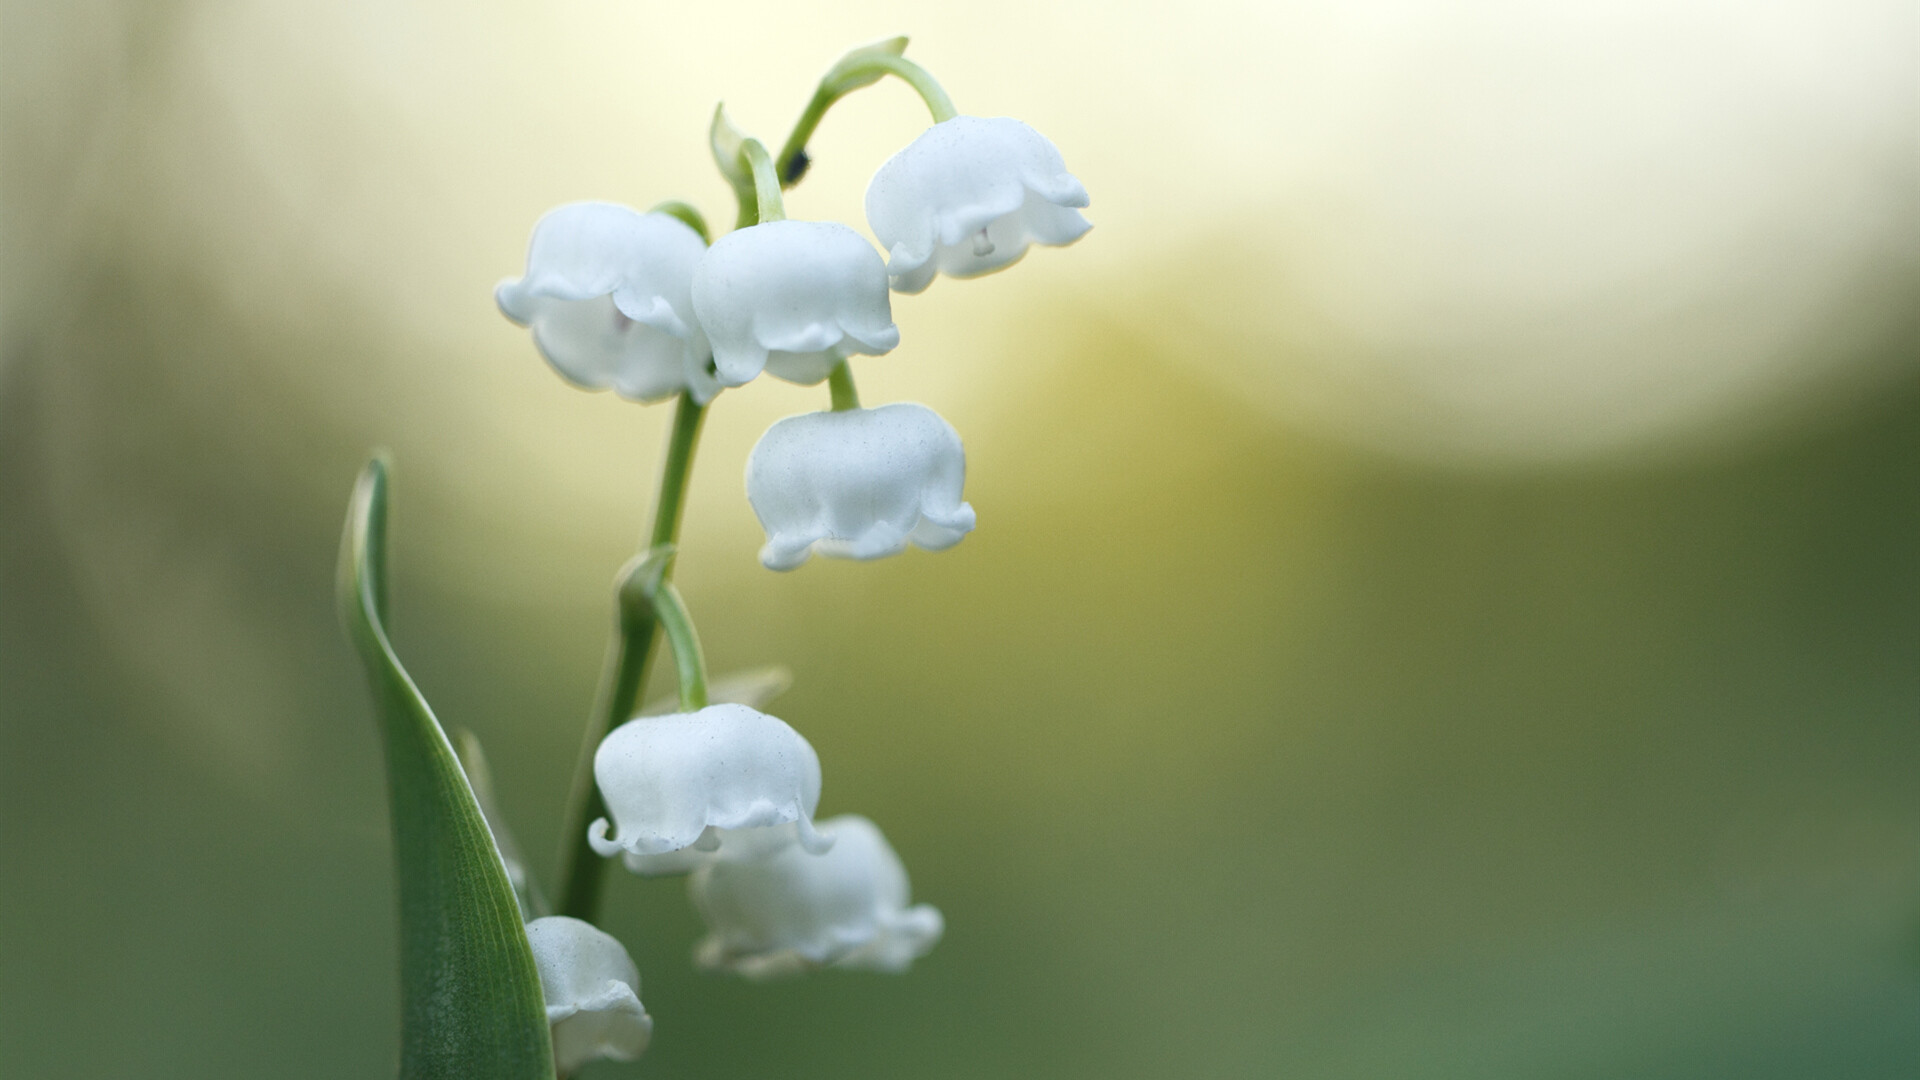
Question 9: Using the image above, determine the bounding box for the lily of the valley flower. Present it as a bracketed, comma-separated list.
[619, 818, 819, 877]
[690, 814, 944, 980]
[865, 116, 1091, 294]
[746, 402, 975, 571]
[690, 219, 899, 386]
[524, 916, 652, 1076]
[589, 703, 831, 865]
[497, 202, 719, 403]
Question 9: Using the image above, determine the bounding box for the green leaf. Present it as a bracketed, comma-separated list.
[455, 729, 551, 921]
[337, 456, 555, 1080]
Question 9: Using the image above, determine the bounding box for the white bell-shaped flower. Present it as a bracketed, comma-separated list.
[620, 819, 810, 877]
[690, 814, 944, 980]
[496, 202, 720, 403]
[746, 402, 975, 571]
[865, 115, 1091, 294]
[524, 916, 652, 1076]
[690, 219, 899, 386]
[588, 703, 830, 863]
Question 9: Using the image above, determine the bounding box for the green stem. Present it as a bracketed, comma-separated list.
[711, 104, 761, 231]
[553, 394, 707, 922]
[741, 139, 785, 224]
[776, 49, 958, 186]
[827, 361, 861, 412]
[650, 392, 706, 550]
[647, 200, 711, 245]
[645, 579, 709, 711]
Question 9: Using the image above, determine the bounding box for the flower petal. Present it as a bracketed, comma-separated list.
[866, 116, 1091, 293]
[691, 219, 897, 386]
[745, 403, 975, 571]
[591, 704, 824, 861]
[689, 815, 943, 980]
[524, 916, 652, 1074]
[498, 202, 715, 403]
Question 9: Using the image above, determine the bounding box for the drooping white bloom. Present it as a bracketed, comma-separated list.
[589, 703, 830, 866]
[690, 219, 899, 386]
[524, 916, 651, 1076]
[496, 202, 719, 403]
[865, 116, 1091, 294]
[745, 402, 975, 571]
[690, 815, 944, 980]
[620, 819, 810, 877]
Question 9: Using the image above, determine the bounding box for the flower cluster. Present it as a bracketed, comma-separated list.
[489, 40, 1088, 1075]
[499, 109, 1086, 573]
[593, 707, 941, 984]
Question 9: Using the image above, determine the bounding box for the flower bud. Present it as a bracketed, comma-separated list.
[524, 916, 651, 1076]
[690, 219, 899, 386]
[496, 202, 718, 402]
[588, 704, 829, 864]
[865, 116, 1091, 294]
[746, 403, 975, 571]
[690, 815, 943, 980]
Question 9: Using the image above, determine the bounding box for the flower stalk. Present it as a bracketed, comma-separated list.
[647, 200, 711, 245]
[555, 394, 707, 922]
[649, 392, 707, 550]
[741, 139, 786, 225]
[625, 559, 709, 713]
[777, 39, 958, 186]
[827, 361, 861, 412]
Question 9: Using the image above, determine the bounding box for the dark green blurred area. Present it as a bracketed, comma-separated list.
[2, 249, 1917, 1079]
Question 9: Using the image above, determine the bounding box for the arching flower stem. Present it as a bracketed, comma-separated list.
[827, 361, 861, 412]
[622, 558, 710, 713]
[776, 39, 958, 188]
[740, 139, 786, 224]
[555, 393, 709, 921]
[647, 200, 711, 245]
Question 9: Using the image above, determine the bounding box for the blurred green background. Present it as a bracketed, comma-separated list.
[3, 2, 1917, 1078]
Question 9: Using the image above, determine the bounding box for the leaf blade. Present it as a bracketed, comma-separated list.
[338, 457, 555, 1080]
